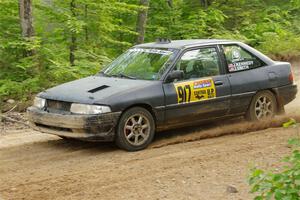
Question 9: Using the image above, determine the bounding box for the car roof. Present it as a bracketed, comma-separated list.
[134, 39, 237, 49]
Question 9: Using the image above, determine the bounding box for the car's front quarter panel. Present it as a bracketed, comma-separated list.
[28, 77, 166, 140]
[96, 81, 166, 124]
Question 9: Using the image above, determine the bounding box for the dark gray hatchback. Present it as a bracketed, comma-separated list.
[27, 39, 297, 151]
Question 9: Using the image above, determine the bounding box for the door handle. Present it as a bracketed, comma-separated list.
[214, 80, 223, 86]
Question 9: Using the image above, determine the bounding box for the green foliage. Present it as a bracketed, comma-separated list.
[249, 123, 300, 200]
[0, 0, 300, 109]
[0, 0, 139, 108]
[145, 0, 300, 59]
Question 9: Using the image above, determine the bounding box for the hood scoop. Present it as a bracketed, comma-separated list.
[88, 85, 109, 93]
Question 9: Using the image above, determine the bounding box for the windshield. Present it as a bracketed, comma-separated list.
[102, 48, 177, 80]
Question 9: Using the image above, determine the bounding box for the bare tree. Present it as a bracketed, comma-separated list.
[69, 0, 76, 66]
[18, 0, 35, 56]
[167, 0, 173, 8]
[135, 0, 149, 44]
[84, 4, 88, 42]
[200, 0, 211, 9]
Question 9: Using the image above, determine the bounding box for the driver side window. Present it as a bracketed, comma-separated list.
[174, 47, 221, 80]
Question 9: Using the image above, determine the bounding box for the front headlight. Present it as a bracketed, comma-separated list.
[70, 103, 111, 114]
[33, 97, 46, 109]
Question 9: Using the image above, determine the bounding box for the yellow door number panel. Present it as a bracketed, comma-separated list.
[174, 78, 216, 104]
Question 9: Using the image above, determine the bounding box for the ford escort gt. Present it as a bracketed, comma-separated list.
[27, 39, 298, 151]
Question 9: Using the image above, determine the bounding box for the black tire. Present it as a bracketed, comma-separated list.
[246, 90, 277, 121]
[115, 107, 155, 151]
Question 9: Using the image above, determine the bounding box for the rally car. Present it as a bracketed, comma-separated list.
[27, 39, 297, 151]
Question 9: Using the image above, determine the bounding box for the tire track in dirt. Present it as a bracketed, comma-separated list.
[150, 114, 300, 149]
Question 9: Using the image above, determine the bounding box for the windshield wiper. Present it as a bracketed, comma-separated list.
[100, 72, 136, 79]
[117, 73, 136, 80]
[98, 71, 109, 77]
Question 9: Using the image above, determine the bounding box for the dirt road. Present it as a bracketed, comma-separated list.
[0, 125, 299, 200]
[0, 61, 299, 200]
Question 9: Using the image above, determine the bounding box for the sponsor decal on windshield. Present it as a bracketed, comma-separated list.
[129, 48, 173, 55]
[174, 78, 216, 104]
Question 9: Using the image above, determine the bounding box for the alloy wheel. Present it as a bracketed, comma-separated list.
[254, 95, 274, 120]
[123, 114, 150, 146]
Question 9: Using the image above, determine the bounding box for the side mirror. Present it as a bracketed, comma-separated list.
[166, 70, 184, 82]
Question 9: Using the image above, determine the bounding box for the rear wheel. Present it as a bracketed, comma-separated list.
[246, 90, 277, 121]
[115, 107, 155, 151]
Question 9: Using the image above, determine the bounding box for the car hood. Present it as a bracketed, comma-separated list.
[39, 75, 157, 105]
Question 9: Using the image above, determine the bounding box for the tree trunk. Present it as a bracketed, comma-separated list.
[84, 4, 88, 42]
[135, 0, 149, 44]
[167, 0, 173, 8]
[18, 0, 35, 56]
[200, 0, 209, 9]
[69, 0, 76, 66]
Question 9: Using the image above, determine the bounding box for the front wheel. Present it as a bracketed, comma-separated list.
[246, 90, 277, 121]
[115, 107, 155, 151]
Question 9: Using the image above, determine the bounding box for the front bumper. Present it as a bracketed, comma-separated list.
[27, 106, 121, 141]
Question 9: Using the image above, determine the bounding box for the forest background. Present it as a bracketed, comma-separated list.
[0, 0, 300, 110]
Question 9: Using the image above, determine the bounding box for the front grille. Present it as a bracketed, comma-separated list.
[46, 100, 71, 112]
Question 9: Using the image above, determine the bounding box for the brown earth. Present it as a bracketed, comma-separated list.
[0, 60, 299, 200]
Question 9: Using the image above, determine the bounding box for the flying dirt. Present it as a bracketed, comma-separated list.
[0, 61, 299, 200]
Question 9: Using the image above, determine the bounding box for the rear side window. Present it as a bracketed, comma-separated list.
[222, 45, 265, 73]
